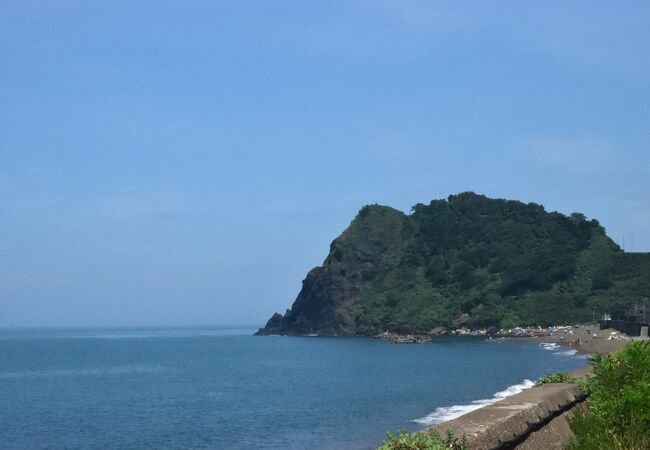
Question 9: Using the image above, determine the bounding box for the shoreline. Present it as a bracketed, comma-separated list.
[501, 326, 629, 356]
[413, 329, 629, 430]
[378, 333, 596, 448]
[425, 333, 636, 449]
[498, 327, 630, 379]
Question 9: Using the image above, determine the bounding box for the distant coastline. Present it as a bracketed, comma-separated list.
[506, 326, 629, 356]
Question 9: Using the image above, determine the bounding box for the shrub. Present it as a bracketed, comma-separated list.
[377, 429, 466, 450]
[536, 371, 592, 394]
[568, 341, 650, 450]
[537, 371, 577, 384]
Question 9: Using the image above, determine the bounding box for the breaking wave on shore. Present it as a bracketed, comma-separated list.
[540, 342, 560, 350]
[412, 379, 536, 426]
[539, 343, 582, 357]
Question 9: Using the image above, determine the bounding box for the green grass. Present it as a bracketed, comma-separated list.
[537, 371, 581, 384]
[377, 430, 467, 450]
[568, 412, 648, 450]
[536, 371, 592, 393]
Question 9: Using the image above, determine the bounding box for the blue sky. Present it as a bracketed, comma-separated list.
[1, 1, 649, 327]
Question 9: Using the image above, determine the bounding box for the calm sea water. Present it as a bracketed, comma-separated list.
[0, 327, 587, 450]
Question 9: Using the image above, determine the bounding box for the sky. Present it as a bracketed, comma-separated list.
[1, 1, 649, 327]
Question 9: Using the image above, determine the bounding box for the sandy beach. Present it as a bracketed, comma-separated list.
[493, 328, 629, 378]
[509, 326, 630, 365]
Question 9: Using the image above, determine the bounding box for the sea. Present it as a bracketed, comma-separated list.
[0, 327, 588, 450]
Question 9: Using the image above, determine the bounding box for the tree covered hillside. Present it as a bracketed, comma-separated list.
[257, 193, 650, 336]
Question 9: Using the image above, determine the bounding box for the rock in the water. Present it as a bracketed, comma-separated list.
[375, 331, 432, 344]
[255, 312, 285, 335]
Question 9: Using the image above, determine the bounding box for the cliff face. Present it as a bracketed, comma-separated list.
[256, 193, 650, 336]
[261, 204, 409, 336]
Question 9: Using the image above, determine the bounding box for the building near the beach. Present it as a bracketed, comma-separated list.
[600, 307, 649, 337]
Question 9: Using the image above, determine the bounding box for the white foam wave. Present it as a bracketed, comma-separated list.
[412, 379, 535, 426]
[539, 342, 585, 358]
[540, 343, 559, 350]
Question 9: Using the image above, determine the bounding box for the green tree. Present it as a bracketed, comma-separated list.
[500, 312, 520, 329]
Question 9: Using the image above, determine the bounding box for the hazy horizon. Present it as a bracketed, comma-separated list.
[2, 1, 649, 327]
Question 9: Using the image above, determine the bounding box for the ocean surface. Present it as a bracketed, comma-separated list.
[0, 327, 588, 450]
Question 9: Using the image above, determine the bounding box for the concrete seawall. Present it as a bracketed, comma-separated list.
[434, 383, 586, 450]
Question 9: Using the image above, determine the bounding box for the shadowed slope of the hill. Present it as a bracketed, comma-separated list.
[257, 193, 648, 336]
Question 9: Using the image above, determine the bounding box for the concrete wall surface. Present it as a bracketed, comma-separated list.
[434, 383, 586, 450]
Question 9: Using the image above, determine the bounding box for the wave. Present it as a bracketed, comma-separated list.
[540, 342, 559, 350]
[538, 342, 587, 359]
[412, 379, 535, 426]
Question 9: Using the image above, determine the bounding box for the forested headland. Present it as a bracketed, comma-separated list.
[257, 193, 650, 336]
